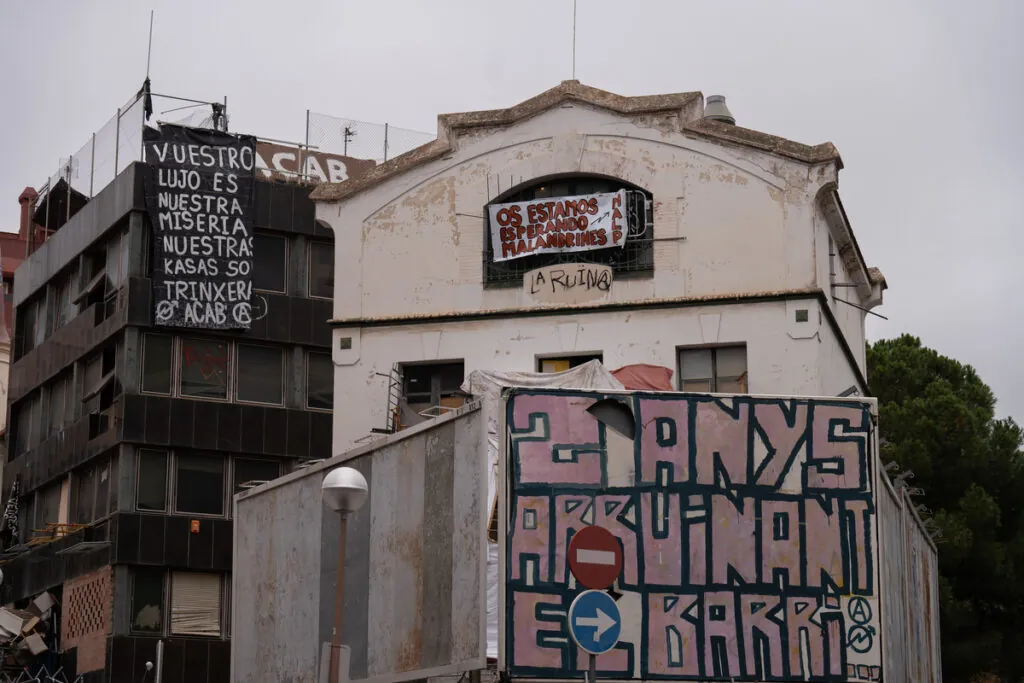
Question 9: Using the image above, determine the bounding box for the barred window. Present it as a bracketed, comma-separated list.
[483, 176, 653, 287]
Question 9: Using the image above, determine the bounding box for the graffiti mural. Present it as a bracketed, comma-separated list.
[504, 390, 881, 681]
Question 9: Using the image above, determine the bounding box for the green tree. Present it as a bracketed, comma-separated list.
[868, 334, 1024, 682]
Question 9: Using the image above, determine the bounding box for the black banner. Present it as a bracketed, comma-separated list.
[143, 124, 257, 329]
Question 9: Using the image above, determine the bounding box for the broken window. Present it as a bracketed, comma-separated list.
[236, 344, 284, 405]
[141, 333, 173, 395]
[253, 233, 288, 293]
[401, 361, 466, 414]
[308, 241, 333, 299]
[678, 345, 748, 393]
[170, 572, 223, 637]
[175, 454, 225, 516]
[137, 450, 168, 512]
[179, 338, 230, 400]
[537, 354, 602, 373]
[306, 352, 333, 411]
[484, 175, 654, 287]
[131, 569, 165, 633]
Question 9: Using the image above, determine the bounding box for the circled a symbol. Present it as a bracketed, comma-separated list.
[847, 625, 874, 654]
[232, 302, 252, 326]
[155, 300, 176, 322]
[847, 597, 872, 625]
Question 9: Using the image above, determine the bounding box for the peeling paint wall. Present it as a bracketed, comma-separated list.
[334, 299, 863, 452]
[319, 103, 833, 323]
[318, 98, 875, 450]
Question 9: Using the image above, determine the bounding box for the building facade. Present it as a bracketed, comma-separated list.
[0, 164, 335, 681]
[312, 81, 887, 450]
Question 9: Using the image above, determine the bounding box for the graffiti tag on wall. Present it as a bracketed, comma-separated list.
[505, 390, 881, 681]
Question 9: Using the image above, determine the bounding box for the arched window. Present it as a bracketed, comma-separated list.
[483, 175, 653, 287]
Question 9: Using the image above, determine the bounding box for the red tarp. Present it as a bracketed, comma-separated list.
[610, 364, 674, 391]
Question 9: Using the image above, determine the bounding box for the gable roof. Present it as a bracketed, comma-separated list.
[311, 80, 841, 203]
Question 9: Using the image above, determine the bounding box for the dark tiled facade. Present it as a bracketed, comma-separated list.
[1, 164, 333, 682]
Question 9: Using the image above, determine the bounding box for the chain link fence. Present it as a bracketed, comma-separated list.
[36, 92, 146, 229]
[306, 111, 435, 164]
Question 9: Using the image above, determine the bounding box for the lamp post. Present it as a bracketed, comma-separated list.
[322, 467, 369, 683]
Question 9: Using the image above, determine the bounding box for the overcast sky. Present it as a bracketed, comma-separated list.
[1, 0, 1021, 421]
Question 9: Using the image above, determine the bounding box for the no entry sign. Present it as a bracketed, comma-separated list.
[568, 526, 623, 590]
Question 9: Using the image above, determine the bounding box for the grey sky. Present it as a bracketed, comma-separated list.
[2, 0, 1021, 421]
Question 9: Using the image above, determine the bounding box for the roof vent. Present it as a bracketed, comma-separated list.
[704, 95, 735, 125]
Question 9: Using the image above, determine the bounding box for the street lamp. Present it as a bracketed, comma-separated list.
[322, 467, 369, 683]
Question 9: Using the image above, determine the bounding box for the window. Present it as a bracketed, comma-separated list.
[13, 394, 39, 456]
[142, 334, 173, 394]
[180, 338, 230, 400]
[175, 454, 225, 516]
[233, 458, 281, 493]
[15, 299, 39, 357]
[51, 273, 75, 332]
[170, 572, 223, 637]
[308, 241, 333, 299]
[137, 450, 169, 512]
[537, 354, 602, 373]
[253, 233, 287, 293]
[307, 352, 333, 411]
[484, 176, 653, 287]
[236, 344, 284, 405]
[131, 569, 165, 633]
[72, 466, 98, 524]
[678, 346, 748, 393]
[402, 361, 465, 411]
[36, 483, 61, 528]
[47, 373, 73, 435]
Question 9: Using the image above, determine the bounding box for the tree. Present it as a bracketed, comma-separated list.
[868, 334, 1024, 682]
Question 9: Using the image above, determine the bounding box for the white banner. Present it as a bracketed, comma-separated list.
[488, 189, 628, 262]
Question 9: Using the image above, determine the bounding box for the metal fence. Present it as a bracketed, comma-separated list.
[0, 667, 83, 683]
[35, 92, 146, 229]
[306, 111, 435, 164]
[31, 89, 437, 230]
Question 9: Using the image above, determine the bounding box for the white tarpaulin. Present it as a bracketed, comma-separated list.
[460, 361, 625, 658]
[488, 189, 628, 262]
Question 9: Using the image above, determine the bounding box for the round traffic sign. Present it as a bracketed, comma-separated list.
[568, 526, 623, 590]
[568, 590, 622, 655]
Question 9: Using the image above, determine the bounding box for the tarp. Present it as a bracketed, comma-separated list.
[460, 361, 625, 659]
[611, 363, 675, 391]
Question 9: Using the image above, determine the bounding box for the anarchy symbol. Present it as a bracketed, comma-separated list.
[155, 300, 177, 322]
[848, 597, 872, 625]
[847, 625, 875, 654]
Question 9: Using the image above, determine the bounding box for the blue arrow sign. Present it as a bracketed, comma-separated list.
[568, 590, 622, 655]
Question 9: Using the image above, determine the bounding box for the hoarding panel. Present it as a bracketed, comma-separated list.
[502, 389, 883, 682]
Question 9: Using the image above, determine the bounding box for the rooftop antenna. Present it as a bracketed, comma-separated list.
[572, 0, 577, 79]
[146, 10, 154, 80]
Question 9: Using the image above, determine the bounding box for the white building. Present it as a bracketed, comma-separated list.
[311, 81, 886, 450]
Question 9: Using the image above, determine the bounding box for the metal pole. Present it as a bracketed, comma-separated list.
[383, 123, 389, 162]
[572, 0, 577, 80]
[305, 109, 311, 150]
[588, 653, 596, 683]
[155, 639, 164, 683]
[89, 133, 96, 198]
[330, 512, 349, 683]
[66, 159, 72, 223]
[146, 10, 155, 79]
[114, 107, 121, 175]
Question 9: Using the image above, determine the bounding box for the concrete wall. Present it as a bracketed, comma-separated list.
[502, 389, 889, 681]
[232, 404, 486, 683]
